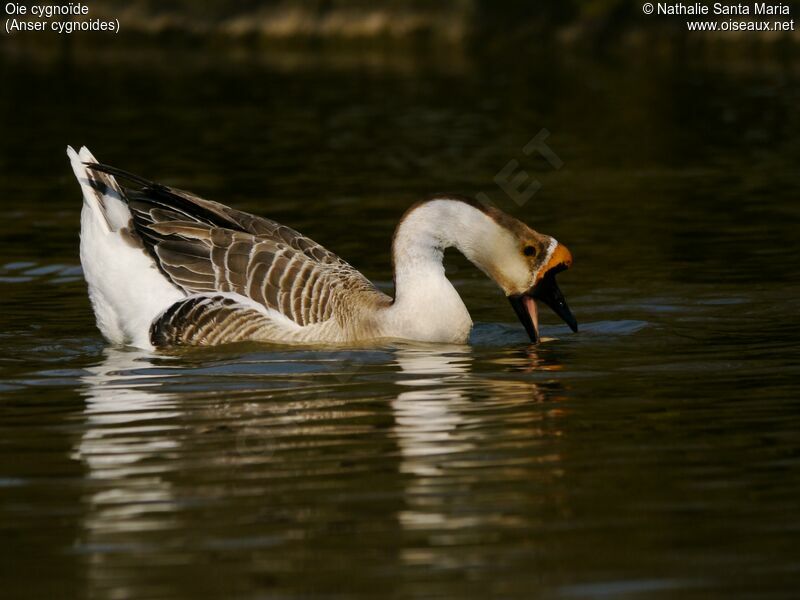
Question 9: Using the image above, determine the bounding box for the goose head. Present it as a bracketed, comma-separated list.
[458, 203, 578, 343]
[392, 196, 577, 343]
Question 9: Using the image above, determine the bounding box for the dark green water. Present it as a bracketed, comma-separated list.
[1, 38, 799, 599]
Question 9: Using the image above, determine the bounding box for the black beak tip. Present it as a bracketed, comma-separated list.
[565, 315, 578, 333]
[530, 271, 578, 338]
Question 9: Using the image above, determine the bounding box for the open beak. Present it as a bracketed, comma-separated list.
[508, 243, 578, 343]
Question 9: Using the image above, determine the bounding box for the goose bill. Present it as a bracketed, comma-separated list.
[508, 272, 578, 343]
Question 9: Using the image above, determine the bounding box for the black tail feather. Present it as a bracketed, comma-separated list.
[85, 162, 240, 230]
[85, 162, 157, 189]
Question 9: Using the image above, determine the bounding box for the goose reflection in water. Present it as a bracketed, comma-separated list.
[73, 343, 569, 595]
[75, 348, 181, 501]
[391, 346, 568, 570]
[74, 348, 185, 599]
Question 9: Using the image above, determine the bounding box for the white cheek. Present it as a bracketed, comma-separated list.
[490, 236, 532, 293]
[508, 255, 534, 291]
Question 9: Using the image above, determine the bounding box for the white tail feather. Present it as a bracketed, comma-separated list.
[68, 146, 184, 347]
[68, 145, 131, 232]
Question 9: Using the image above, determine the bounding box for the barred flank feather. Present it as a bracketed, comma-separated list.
[150, 295, 282, 346]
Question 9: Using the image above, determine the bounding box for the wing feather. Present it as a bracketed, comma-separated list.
[86, 163, 390, 329]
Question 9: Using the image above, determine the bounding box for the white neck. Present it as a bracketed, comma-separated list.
[381, 199, 513, 344]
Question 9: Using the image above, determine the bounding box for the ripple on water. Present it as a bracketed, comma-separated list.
[0, 261, 83, 284]
[471, 319, 649, 345]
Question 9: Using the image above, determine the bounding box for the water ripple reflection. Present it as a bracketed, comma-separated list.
[67, 344, 578, 598]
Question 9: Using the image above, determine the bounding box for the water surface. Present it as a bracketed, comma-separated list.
[1, 38, 799, 599]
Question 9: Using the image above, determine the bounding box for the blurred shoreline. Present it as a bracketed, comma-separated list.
[2, 0, 799, 58]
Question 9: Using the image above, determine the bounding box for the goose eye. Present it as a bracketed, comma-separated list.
[523, 245, 536, 257]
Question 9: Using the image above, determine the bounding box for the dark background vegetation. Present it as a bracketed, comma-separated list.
[7, 0, 800, 47]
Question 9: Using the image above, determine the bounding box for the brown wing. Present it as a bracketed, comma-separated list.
[87, 164, 390, 327]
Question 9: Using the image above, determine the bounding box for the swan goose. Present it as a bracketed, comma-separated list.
[68, 146, 577, 349]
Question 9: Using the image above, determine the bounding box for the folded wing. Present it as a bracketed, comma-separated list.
[87, 164, 390, 330]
